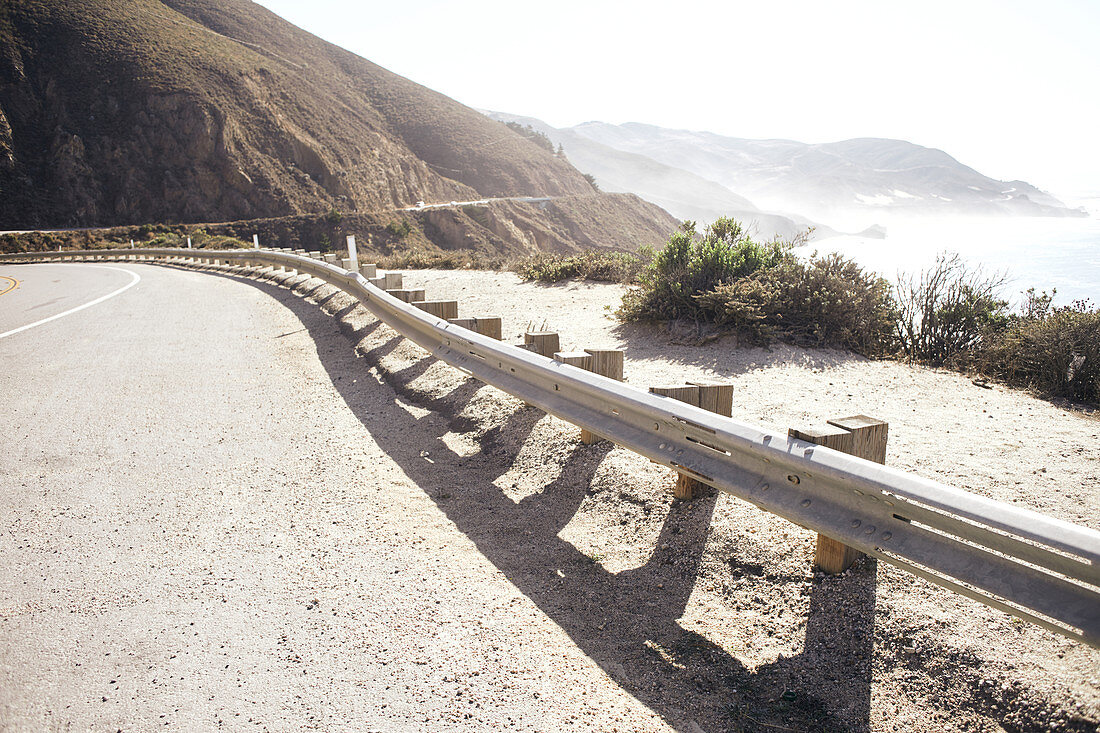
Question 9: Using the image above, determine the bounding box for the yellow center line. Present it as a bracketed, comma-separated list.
[0, 275, 20, 297]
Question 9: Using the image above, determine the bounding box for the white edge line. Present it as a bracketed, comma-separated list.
[0, 264, 141, 340]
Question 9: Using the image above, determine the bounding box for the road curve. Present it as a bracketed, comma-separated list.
[0, 263, 667, 731]
[0, 263, 140, 340]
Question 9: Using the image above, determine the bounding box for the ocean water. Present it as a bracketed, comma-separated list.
[797, 214, 1100, 308]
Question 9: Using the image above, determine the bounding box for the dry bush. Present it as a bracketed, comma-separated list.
[975, 292, 1099, 404]
[378, 249, 501, 271]
[513, 250, 646, 284]
[895, 253, 1009, 366]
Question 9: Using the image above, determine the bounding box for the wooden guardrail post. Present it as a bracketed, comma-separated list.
[369, 273, 403, 290]
[789, 414, 889, 574]
[648, 381, 735, 498]
[577, 348, 625, 444]
[387, 288, 426, 304]
[554, 351, 592, 369]
[584, 349, 625, 381]
[524, 331, 560, 357]
[359, 263, 378, 278]
[649, 385, 702, 499]
[686, 379, 734, 417]
[450, 316, 503, 340]
[415, 300, 459, 320]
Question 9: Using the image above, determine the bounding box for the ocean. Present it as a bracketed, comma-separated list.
[798, 213, 1100, 309]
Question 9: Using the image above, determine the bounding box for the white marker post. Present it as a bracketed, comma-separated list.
[130, 239, 134, 249]
[346, 235, 358, 272]
[253, 234, 260, 249]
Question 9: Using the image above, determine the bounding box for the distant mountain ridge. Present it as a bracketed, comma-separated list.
[568, 122, 1086, 222]
[0, 0, 677, 252]
[484, 112, 829, 241]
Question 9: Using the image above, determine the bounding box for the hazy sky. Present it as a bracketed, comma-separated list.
[252, 0, 1099, 199]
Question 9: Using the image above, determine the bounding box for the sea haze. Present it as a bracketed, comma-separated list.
[801, 214, 1100, 308]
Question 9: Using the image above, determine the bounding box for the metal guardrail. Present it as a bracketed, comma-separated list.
[5, 246, 1099, 647]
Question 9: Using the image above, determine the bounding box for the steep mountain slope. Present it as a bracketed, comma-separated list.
[485, 111, 830, 240]
[571, 122, 1085, 221]
[0, 0, 603, 228]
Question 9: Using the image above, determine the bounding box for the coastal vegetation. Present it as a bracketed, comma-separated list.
[515, 218, 1099, 405]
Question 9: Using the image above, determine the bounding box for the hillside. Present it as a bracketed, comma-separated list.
[570, 122, 1086, 222]
[0, 0, 674, 243]
[485, 111, 829, 241]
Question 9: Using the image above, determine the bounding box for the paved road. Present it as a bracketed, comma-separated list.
[0, 263, 140, 339]
[401, 195, 552, 212]
[0, 263, 666, 731]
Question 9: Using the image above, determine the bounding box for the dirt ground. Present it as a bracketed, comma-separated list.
[296, 266, 1099, 732]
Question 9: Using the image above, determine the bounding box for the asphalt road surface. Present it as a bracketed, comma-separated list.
[0, 263, 668, 731]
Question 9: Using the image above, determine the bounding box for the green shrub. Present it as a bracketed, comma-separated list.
[619, 218, 792, 321]
[514, 250, 645, 284]
[975, 293, 1099, 404]
[693, 253, 896, 354]
[386, 220, 412, 239]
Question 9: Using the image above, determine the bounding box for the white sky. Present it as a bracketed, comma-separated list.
[252, 0, 1100, 199]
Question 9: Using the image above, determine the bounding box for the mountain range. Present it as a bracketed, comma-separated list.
[0, 0, 676, 255]
[486, 114, 1085, 235]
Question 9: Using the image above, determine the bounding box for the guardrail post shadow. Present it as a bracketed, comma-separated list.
[789, 415, 889, 574]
